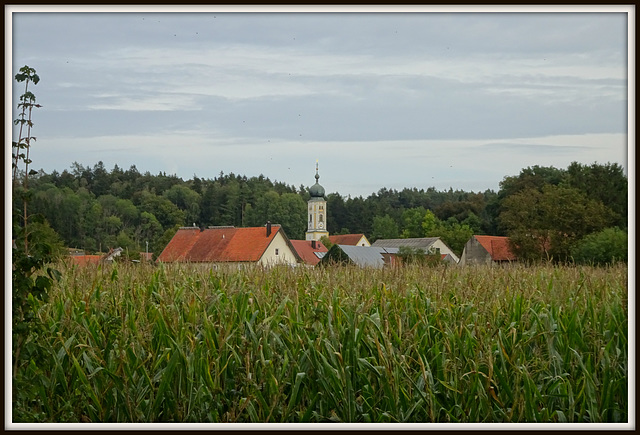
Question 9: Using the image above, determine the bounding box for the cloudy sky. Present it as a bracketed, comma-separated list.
[8, 6, 631, 198]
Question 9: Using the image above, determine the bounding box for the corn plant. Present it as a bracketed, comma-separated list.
[12, 262, 628, 423]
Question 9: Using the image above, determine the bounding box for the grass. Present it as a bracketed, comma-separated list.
[11, 262, 628, 423]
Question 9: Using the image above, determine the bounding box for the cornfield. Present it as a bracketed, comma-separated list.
[12, 262, 628, 424]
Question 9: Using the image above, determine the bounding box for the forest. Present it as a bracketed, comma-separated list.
[13, 160, 628, 264]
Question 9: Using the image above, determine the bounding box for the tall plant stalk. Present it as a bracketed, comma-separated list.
[13, 65, 40, 253]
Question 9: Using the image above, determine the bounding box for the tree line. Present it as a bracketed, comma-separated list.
[13, 160, 627, 264]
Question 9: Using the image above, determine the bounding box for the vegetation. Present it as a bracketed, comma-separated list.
[12, 262, 628, 423]
[11, 65, 628, 425]
[395, 246, 442, 266]
[11, 66, 62, 397]
[571, 227, 628, 266]
[20, 160, 626, 264]
[499, 185, 613, 263]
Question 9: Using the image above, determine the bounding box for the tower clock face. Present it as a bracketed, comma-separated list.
[318, 223, 324, 229]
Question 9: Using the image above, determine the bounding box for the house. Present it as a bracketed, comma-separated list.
[157, 223, 302, 267]
[372, 237, 460, 264]
[140, 252, 154, 262]
[318, 244, 401, 269]
[69, 255, 103, 266]
[459, 235, 517, 265]
[68, 246, 124, 266]
[104, 247, 123, 262]
[290, 239, 328, 266]
[328, 234, 371, 247]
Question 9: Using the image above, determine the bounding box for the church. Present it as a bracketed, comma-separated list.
[305, 162, 329, 242]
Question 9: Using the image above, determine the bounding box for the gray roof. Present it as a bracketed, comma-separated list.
[337, 245, 399, 269]
[371, 237, 440, 249]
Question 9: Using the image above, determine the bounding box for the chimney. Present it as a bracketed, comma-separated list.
[311, 240, 316, 249]
[266, 221, 272, 237]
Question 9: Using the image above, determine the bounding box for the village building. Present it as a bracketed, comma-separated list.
[305, 162, 329, 242]
[290, 239, 328, 266]
[68, 247, 123, 266]
[328, 233, 371, 247]
[459, 235, 517, 265]
[318, 244, 401, 269]
[371, 237, 460, 264]
[157, 223, 301, 267]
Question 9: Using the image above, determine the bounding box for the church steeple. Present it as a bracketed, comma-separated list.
[309, 161, 325, 198]
[306, 160, 329, 241]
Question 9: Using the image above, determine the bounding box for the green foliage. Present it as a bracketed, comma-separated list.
[499, 185, 612, 262]
[23, 160, 626, 263]
[371, 214, 399, 241]
[11, 263, 628, 422]
[400, 207, 427, 238]
[244, 191, 307, 239]
[430, 218, 474, 257]
[319, 235, 333, 250]
[11, 66, 62, 415]
[396, 246, 441, 266]
[318, 244, 352, 266]
[571, 227, 628, 266]
[564, 162, 627, 228]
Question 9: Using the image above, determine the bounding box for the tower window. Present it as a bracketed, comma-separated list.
[319, 214, 323, 222]
[309, 214, 312, 223]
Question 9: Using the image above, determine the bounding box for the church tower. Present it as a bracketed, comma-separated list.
[306, 162, 329, 241]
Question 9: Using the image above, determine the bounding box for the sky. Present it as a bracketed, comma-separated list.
[7, 6, 632, 198]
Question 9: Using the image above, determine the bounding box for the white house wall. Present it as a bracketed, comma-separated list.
[432, 239, 460, 263]
[259, 231, 299, 266]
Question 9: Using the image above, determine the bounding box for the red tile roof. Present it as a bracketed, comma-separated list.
[69, 255, 102, 266]
[290, 240, 328, 265]
[157, 225, 299, 263]
[140, 252, 154, 262]
[328, 234, 367, 246]
[474, 236, 517, 261]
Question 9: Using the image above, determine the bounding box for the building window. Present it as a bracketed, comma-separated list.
[319, 214, 323, 222]
[275, 248, 279, 256]
[309, 214, 312, 223]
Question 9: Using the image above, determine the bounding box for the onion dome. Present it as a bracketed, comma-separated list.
[309, 163, 325, 198]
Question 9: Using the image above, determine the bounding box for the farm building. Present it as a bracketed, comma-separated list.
[371, 237, 460, 264]
[459, 235, 517, 265]
[318, 244, 399, 269]
[68, 247, 124, 266]
[157, 223, 301, 267]
[327, 233, 371, 247]
[290, 239, 328, 266]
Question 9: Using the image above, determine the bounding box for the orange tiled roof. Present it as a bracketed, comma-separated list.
[290, 240, 328, 265]
[140, 252, 154, 262]
[69, 255, 102, 266]
[328, 234, 366, 246]
[474, 235, 517, 261]
[157, 226, 291, 263]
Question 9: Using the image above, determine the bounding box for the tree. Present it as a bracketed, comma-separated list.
[432, 218, 474, 257]
[499, 184, 612, 262]
[565, 162, 627, 228]
[421, 209, 439, 235]
[401, 207, 427, 238]
[571, 227, 627, 266]
[244, 191, 307, 239]
[138, 190, 185, 229]
[319, 235, 333, 250]
[371, 214, 399, 241]
[163, 184, 201, 226]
